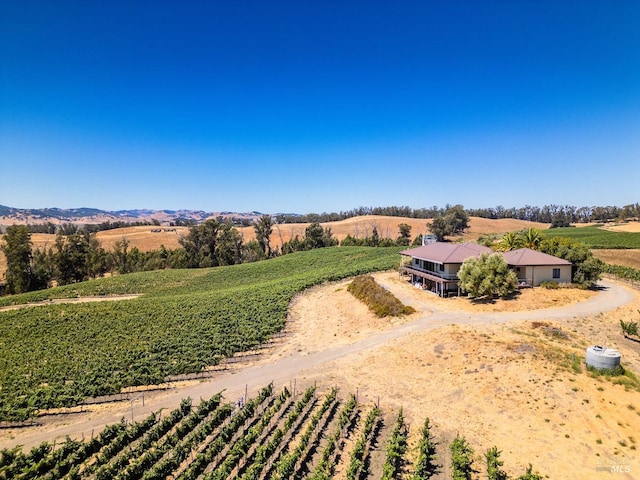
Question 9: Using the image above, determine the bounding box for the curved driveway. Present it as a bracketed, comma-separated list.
[1, 279, 634, 450]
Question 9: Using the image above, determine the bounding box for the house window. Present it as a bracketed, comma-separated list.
[553, 268, 560, 279]
[439, 263, 444, 271]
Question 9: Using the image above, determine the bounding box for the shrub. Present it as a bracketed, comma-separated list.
[347, 275, 416, 317]
[620, 319, 639, 339]
[458, 253, 518, 299]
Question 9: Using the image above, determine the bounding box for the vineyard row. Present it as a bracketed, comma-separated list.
[0, 383, 544, 480]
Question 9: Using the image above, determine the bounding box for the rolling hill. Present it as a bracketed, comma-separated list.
[0, 216, 551, 279]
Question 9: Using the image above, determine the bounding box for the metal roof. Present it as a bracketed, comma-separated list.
[400, 242, 492, 264]
[401, 243, 571, 267]
[501, 248, 572, 266]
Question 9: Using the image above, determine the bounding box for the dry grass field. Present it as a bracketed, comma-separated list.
[280, 273, 640, 478]
[238, 215, 550, 247]
[603, 222, 640, 233]
[593, 249, 640, 269]
[2, 216, 640, 278]
[0, 216, 549, 279]
[94, 226, 189, 251]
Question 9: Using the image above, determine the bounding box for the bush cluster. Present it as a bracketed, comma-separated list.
[347, 275, 416, 318]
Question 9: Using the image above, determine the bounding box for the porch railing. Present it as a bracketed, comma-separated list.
[400, 265, 459, 281]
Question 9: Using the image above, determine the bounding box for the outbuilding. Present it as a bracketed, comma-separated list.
[501, 248, 572, 287]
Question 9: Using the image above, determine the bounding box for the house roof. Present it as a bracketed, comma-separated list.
[400, 242, 492, 264]
[401, 243, 571, 267]
[501, 248, 572, 266]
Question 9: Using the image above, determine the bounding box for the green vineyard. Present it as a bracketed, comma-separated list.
[0, 247, 402, 422]
[542, 225, 640, 249]
[0, 384, 542, 480]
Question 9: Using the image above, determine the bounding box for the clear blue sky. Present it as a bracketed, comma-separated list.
[1, 1, 639, 214]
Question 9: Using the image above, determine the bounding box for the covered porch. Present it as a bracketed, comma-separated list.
[399, 265, 460, 297]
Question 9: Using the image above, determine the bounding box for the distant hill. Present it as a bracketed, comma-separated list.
[0, 205, 265, 226]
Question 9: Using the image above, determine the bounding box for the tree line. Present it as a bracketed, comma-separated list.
[274, 203, 639, 227]
[5, 202, 637, 237]
[0, 215, 420, 295]
[0, 202, 612, 295]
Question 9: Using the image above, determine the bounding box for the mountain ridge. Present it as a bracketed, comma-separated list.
[0, 204, 271, 225]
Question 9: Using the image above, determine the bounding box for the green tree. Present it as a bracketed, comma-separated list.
[539, 237, 604, 288]
[397, 223, 412, 246]
[485, 446, 507, 480]
[341, 234, 364, 246]
[281, 235, 305, 254]
[86, 234, 108, 278]
[305, 222, 326, 249]
[497, 231, 521, 251]
[112, 237, 132, 274]
[30, 247, 53, 290]
[445, 204, 469, 236]
[428, 216, 450, 242]
[1, 225, 34, 294]
[458, 252, 518, 298]
[243, 239, 267, 262]
[54, 232, 90, 285]
[179, 219, 224, 267]
[369, 226, 380, 246]
[253, 215, 274, 258]
[304, 223, 337, 250]
[428, 205, 469, 241]
[519, 227, 543, 250]
[216, 223, 244, 265]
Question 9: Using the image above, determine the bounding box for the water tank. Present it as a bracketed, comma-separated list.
[585, 345, 621, 370]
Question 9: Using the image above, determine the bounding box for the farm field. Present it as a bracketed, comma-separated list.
[0, 247, 401, 421]
[2, 272, 640, 478]
[2, 218, 640, 477]
[542, 224, 640, 249]
[593, 249, 640, 269]
[0, 384, 402, 480]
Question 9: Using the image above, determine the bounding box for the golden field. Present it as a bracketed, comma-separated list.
[2, 216, 640, 277]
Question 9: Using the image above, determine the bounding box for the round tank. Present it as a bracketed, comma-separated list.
[585, 345, 621, 370]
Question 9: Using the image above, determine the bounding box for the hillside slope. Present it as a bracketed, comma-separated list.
[0, 216, 549, 278]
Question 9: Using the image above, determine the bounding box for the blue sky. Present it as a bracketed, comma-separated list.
[1, 1, 639, 214]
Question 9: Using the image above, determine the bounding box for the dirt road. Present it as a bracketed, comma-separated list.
[0, 278, 632, 453]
